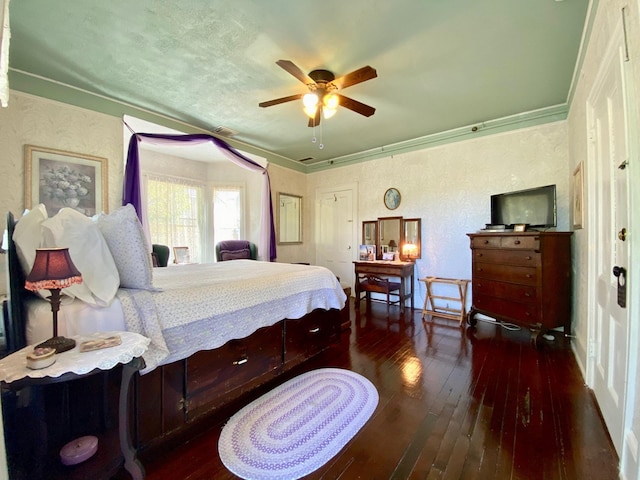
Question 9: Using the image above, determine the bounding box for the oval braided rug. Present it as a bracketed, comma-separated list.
[218, 368, 379, 480]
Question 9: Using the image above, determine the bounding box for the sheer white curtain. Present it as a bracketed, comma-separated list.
[144, 173, 206, 263]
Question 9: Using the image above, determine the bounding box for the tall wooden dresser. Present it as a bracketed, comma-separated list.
[467, 231, 572, 345]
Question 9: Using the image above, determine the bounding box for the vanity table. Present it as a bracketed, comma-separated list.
[0, 331, 149, 480]
[353, 260, 415, 310]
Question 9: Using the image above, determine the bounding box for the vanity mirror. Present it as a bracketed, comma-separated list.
[362, 221, 377, 245]
[402, 218, 421, 260]
[378, 216, 403, 256]
[277, 192, 302, 244]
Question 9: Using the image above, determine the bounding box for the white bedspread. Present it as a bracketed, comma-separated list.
[116, 261, 346, 373]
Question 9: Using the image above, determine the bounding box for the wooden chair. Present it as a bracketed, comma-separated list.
[356, 274, 402, 313]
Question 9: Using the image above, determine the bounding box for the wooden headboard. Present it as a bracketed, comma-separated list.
[4, 212, 27, 353]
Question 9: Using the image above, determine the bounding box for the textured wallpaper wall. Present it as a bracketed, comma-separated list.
[307, 121, 570, 306]
[0, 92, 123, 296]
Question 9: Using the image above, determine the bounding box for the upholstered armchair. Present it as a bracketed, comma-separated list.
[152, 244, 170, 267]
[215, 240, 258, 262]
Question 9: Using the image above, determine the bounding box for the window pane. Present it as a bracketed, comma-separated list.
[213, 187, 242, 241]
[147, 176, 203, 263]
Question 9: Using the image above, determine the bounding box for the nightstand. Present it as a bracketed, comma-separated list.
[0, 331, 150, 480]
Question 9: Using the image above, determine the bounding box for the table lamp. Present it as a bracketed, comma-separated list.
[403, 243, 418, 262]
[24, 248, 83, 353]
[388, 239, 397, 252]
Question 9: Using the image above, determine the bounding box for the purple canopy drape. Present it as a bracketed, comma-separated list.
[123, 133, 277, 261]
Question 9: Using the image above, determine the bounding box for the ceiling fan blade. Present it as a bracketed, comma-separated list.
[332, 66, 377, 90]
[308, 108, 321, 128]
[336, 94, 376, 117]
[276, 60, 315, 85]
[259, 93, 303, 108]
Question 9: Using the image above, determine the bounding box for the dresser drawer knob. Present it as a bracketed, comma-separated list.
[525, 274, 532, 278]
[309, 327, 320, 334]
[483, 240, 489, 244]
[525, 292, 531, 297]
[525, 256, 532, 260]
[477, 253, 483, 257]
[514, 240, 521, 245]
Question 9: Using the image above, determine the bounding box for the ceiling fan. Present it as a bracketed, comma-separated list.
[259, 60, 377, 127]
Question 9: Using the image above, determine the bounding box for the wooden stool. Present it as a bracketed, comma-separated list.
[420, 277, 470, 324]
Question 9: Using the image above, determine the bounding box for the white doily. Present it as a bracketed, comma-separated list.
[0, 331, 150, 383]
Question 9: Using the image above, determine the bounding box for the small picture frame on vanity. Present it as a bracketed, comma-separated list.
[514, 224, 527, 232]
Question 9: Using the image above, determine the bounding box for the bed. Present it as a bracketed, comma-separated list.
[4, 207, 347, 452]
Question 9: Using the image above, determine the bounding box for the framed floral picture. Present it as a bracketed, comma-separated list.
[24, 145, 108, 217]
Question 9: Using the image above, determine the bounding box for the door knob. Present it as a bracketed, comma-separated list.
[618, 228, 627, 241]
[613, 266, 625, 277]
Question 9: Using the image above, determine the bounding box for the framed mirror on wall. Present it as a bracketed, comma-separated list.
[378, 216, 403, 258]
[402, 218, 421, 260]
[362, 221, 377, 245]
[277, 192, 302, 244]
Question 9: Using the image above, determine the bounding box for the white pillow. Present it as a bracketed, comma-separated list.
[12, 204, 48, 277]
[41, 208, 120, 306]
[95, 204, 154, 290]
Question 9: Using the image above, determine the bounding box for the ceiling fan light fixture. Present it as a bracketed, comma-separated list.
[322, 106, 337, 119]
[323, 93, 339, 110]
[303, 105, 317, 119]
[322, 93, 339, 119]
[303, 92, 319, 118]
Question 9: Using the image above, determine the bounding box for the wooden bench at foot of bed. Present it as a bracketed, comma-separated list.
[132, 308, 343, 452]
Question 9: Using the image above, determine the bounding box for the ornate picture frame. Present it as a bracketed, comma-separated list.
[384, 188, 401, 210]
[572, 162, 584, 229]
[173, 246, 191, 264]
[24, 145, 108, 217]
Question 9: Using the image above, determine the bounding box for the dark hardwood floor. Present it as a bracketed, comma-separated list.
[139, 300, 619, 480]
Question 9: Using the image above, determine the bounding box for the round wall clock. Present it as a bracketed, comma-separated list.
[384, 188, 401, 210]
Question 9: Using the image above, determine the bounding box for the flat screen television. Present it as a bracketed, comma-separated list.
[490, 184, 557, 229]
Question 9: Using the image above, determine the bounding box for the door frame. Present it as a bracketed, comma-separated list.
[619, 9, 640, 476]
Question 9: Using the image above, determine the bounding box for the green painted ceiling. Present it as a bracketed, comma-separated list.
[8, 0, 589, 168]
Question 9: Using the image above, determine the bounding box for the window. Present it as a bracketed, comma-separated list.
[213, 186, 244, 242]
[146, 174, 204, 263]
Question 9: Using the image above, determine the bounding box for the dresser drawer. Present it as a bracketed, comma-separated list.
[473, 278, 537, 303]
[473, 249, 539, 267]
[285, 310, 339, 366]
[500, 235, 539, 250]
[473, 262, 537, 285]
[473, 294, 539, 324]
[186, 323, 283, 413]
[471, 235, 540, 250]
[470, 236, 502, 249]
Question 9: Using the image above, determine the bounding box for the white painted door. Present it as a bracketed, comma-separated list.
[316, 187, 355, 288]
[587, 20, 630, 455]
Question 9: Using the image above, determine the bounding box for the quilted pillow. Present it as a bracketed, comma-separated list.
[41, 208, 120, 305]
[220, 248, 251, 261]
[12, 204, 48, 277]
[95, 204, 154, 289]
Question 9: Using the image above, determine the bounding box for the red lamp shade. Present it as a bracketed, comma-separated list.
[25, 248, 82, 292]
[24, 248, 82, 354]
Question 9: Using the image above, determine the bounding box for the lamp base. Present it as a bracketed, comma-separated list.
[37, 336, 76, 354]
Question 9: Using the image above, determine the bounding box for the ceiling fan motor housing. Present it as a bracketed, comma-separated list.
[309, 69, 335, 86]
